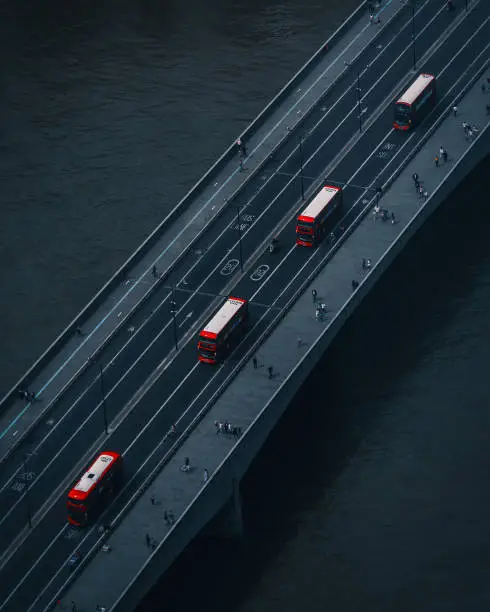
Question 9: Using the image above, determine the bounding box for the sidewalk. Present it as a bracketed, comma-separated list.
[0, 0, 402, 464]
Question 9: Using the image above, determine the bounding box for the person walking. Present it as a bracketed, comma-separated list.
[442, 148, 448, 163]
[452, 105, 458, 116]
[434, 155, 439, 167]
[236, 138, 247, 157]
[268, 366, 274, 379]
[253, 356, 258, 369]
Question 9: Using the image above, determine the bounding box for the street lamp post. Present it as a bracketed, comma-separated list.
[299, 138, 305, 200]
[411, 2, 416, 70]
[22, 454, 32, 529]
[170, 287, 178, 351]
[99, 364, 109, 435]
[356, 72, 362, 133]
[236, 207, 244, 272]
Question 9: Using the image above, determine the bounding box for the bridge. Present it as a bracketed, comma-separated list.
[0, 0, 489, 610]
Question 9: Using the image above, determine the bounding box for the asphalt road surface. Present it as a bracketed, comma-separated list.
[1, 1, 489, 610]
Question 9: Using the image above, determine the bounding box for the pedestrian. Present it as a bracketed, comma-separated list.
[423, 191, 429, 200]
[150, 495, 156, 506]
[418, 184, 424, 198]
[315, 307, 322, 320]
[311, 288, 318, 302]
[486, 104, 490, 115]
[412, 172, 419, 184]
[452, 105, 458, 116]
[168, 510, 175, 525]
[320, 303, 326, 313]
[253, 356, 258, 369]
[297, 337, 303, 348]
[482, 81, 486, 94]
[239, 158, 245, 172]
[434, 155, 439, 167]
[152, 264, 157, 278]
[145, 533, 151, 548]
[268, 366, 274, 379]
[446, 0, 454, 11]
[169, 424, 176, 435]
[442, 148, 448, 163]
[75, 326, 83, 336]
[71, 602, 78, 612]
[439, 145, 444, 159]
[203, 468, 209, 483]
[369, 13, 374, 24]
[390, 211, 396, 225]
[164, 510, 169, 525]
[352, 280, 359, 291]
[236, 138, 247, 157]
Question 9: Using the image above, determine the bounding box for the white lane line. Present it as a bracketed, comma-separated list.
[0, 524, 69, 611]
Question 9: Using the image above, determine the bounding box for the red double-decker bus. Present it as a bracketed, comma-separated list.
[296, 185, 343, 247]
[67, 451, 123, 526]
[198, 297, 248, 364]
[393, 73, 436, 131]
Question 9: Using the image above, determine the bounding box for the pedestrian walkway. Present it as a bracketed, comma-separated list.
[59, 63, 490, 612]
[0, 0, 402, 464]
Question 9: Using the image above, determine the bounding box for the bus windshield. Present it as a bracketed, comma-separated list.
[296, 221, 314, 233]
[394, 103, 411, 125]
[67, 501, 87, 524]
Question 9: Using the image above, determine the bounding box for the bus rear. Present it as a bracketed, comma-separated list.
[296, 186, 342, 247]
[394, 73, 436, 131]
[198, 297, 248, 363]
[67, 451, 122, 526]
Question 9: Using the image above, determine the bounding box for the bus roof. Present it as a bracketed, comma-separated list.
[200, 297, 247, 339]
[397, 73, 435, 106]
[69, 451, 120, 499]
[298, 185, 340, 223]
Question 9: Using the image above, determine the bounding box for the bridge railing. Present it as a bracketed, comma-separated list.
[0, 1, 368, 416]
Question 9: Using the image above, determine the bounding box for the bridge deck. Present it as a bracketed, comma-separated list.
[60, 61, 490, 612]
[0, 0, 399, 464]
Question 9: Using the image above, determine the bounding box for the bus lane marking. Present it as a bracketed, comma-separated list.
[220, 259, 240, 276]
[250, 265, 270, 282]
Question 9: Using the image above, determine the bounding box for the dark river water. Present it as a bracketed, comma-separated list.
[1, 1, 490, 611]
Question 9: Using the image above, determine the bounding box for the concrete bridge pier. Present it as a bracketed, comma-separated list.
[205, 477, 243, 539]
